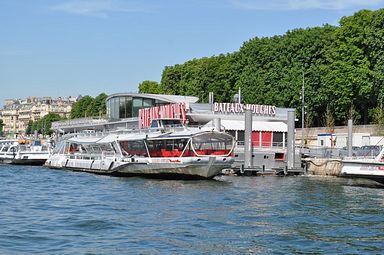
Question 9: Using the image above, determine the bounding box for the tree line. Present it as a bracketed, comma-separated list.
[139, 9, 384, 127]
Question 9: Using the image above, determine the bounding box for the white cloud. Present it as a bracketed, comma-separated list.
[229, 0, 384, 10]
[50, 0, 152, 17]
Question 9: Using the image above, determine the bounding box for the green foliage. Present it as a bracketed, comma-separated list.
[0, 119, 4, 135]
[27, 113, 63, 135]
[323, 105, 335, 133]
[373, 106, 384, 135]
[25, 120, 33, 135]
[70, 93, 107, 119]
[145, 8, 384, 126]
[139, 80, 163, 94]
[160, 54, 239, 102]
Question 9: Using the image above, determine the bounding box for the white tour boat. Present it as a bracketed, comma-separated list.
[0, 140, 18, 164]
[340, 147, 384, 184]
[0, 139, 51, 165]
[45, 121, 235, 179]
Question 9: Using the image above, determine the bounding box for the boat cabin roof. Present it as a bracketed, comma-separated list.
[64, 128, 232, 145]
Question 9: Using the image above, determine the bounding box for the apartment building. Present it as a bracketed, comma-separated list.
[0, 96, 78, 136]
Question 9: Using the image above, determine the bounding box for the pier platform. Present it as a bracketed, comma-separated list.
[224, 165, 306, 176]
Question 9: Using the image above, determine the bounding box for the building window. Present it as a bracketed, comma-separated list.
[119, 97, 126, 119]
[237, 131, 244, 142]
[109, 97, 120, 120]
[124, 97, 133, 118]
[106, 96, 164, 120]
[132, 98, 143, 117]
[143, 98, 154, 108]
[273, 132, 283, 147]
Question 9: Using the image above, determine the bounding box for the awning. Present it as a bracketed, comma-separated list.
[116, 133, 147, 141]
[68, 136, 102, 144]
[96, 134, 119, 144]
[209, 120, 287, 132]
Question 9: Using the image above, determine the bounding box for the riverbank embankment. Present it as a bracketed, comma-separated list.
[305, 158, 342, 176]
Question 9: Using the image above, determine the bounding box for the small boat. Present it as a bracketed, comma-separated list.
[0, 139, 51, 166]
[45, 120, 235, 179]
[340, 147, 384, 184]
[0, 140, 18, 164]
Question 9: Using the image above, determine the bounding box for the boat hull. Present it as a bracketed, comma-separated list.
[340, 160, 384, 184]
[115, 157, 232, 179]
[45, 155, 233, 179]
[0, 158, 13, 164]
[10, 159, 48, 166]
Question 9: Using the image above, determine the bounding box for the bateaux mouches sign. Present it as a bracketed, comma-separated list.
[139, 102, 188, 128]
[213, 102, 276, 116]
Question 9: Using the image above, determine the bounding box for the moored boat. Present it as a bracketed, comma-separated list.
[340, 147, 384, 184]
[0, 140, 18, 164]
[0, 139, 51, 166]
[45, 121, 235, 179]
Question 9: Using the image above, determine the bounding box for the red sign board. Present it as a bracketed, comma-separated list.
[138, 102, 188, 128]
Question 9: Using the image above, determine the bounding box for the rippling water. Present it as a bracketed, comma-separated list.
[1, 165, 384, 254]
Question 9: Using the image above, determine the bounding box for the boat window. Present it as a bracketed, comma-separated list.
[161, 119, 182, 127]
[54, 141, 66, 154]
[146, 138, 189, 157]
[119, 140, 148, 157]
[150, 121, 159, 128]
[191, 132, 234, 156]
[19, 145, 28, 152]
[81, 143, 114, 155]
[67, 143, 79, 154]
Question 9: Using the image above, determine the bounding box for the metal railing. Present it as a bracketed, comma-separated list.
[236, 141, 286, 148]
[300, 146, 380, 159]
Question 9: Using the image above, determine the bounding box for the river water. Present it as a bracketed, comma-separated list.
[1, 165, 384, 254]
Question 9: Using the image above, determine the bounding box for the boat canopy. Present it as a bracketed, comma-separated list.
[68, 136, 102, 144]
[116, 133, 147, 141]
[96, 134, 120, 144]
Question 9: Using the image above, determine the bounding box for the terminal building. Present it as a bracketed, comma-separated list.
[52, 92, 294, 169]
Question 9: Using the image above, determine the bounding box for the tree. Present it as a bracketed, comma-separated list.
[0, 119, 4, 136]
[89, 93, 108, 117]
[323, 105, 335, 133]
[70, 94, 108, 118]
[137, 8, 384, 127]
[41, 113, 62, 135]
[322, 10, 374, 124]
[139, 80, 163, 94]
[26, 113, 62, 136]
[25, 120, 33, 135]
[373, 106, 384, 135]
[70, 96, 94, 118]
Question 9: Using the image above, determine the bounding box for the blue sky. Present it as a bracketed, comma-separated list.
[1, 0, 384, 106]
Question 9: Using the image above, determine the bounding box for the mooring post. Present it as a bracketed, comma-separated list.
[287, 109, 295, 170]
[244, 109, 253, 169]
[348, 119, 353, 157]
